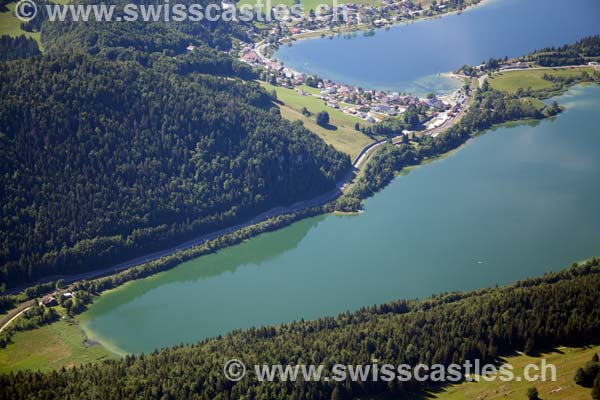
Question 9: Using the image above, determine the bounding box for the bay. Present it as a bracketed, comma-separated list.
[274, 0, 600, 95]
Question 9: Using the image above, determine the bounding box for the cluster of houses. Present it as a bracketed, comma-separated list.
[241, 44, 471, 124]
[235, 0, 475, 124]
[315, 81, 447, 122]
[499, 61, 529, 71]
[270, 0, 442, 36]
[425, 92, 468, 131]
[40, 292, 75, 307]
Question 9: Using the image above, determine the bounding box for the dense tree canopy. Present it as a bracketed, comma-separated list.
[0, 0, 355, 288]
[30, 0, 249, 53]
[1, 259, 599, 399]
[0, 35, 40, 62]
[0, 52, 349, 287]
[526, 35, 600, 66]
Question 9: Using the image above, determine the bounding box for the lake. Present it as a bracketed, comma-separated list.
[274, 0, 600, 95]
[81, 84, 600, 354]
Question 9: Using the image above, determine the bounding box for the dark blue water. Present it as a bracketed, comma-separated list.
[275, 0, 600, 95]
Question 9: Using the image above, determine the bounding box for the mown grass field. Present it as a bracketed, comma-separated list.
[0, 2, 41, 45]
[488, 67, 595, 94]
[279, 105, 373, 160]
[381, 345, 600, 400]
[0, 317, 117, 372]
[261, 82, 374, 159]
[265, 83, 366, 126]
[1, 0, 70, 46]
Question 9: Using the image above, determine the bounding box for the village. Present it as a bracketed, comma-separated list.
[231, 0, 476, 127]
[258, 0, 462, 37]
[240, 43, 469, 127]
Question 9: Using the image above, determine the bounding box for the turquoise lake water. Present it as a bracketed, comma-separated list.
[81, 84, 600, 354]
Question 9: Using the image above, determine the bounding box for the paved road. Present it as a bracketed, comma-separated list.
[0, 300, 35, 333]
[478, 73, 489, 90]
[499, 65, 594, 73]
[2, 77, 478, 300]
[3, 89, 473, 298]
[3, 64, 588, 301]
[2, 155, 364, 297]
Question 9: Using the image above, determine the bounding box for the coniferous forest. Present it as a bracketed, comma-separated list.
[0, 35, 40, 61]
[1, 259, 599, 399]
[0, 1, 350, 288]
[525, 35, 600, 66]
[2, 2, 600, 399]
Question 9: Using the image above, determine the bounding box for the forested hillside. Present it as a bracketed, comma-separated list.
[0, 1, 351, 287]
[525, 35, 600, 66]
[26, 0, 245, 53]
[1, 259, 599, 399]
[0, 36, 40, 62]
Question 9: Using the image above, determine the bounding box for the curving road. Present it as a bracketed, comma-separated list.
[2, 81, 474, 299]
[0, 300, 35, 333]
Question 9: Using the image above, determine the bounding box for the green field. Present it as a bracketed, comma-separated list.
[265, 83, 367, 126]
[0, 3, 41, 45]
[1, 0, 70, 46]
[0, 317, 117, 372]
[519, 96, 547, 112]
[488, 67, 595, 94]
[417, 345, 600, 400]
[261, 82, 375, 159]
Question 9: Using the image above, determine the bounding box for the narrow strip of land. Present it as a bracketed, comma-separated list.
[0, 300, 35, 333]
[3, 80, 476, 298]
[5, 64, 586, 308]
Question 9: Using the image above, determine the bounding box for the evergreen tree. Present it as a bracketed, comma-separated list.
[0, 53, 350, 288]
[592, 371, 600, 400]
[330, 384, 349, 400]
[1, 259, 600, 400]
[316, 111, 330, 127]
[575, 367, 587, 386]
[527, 387, 539, 400]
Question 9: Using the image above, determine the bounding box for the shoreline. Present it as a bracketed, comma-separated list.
[2, 82, 596, 363]
[243, 1, 489, 126]
[3, 65, 595, 311]
[6, 68, 591, 317]
[78, 316, 128, 357]
[73, 83, 594, 352]
[276, 0, 492, 47]
[257, 0, 492, 96]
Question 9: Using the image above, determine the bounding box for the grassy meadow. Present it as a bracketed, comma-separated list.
[428, 345, 600, 400]
[488, 67, 595, 94]
[0, 2, 41, 45]
[0, 316, 117, 373]
[261, 82, 375, 159]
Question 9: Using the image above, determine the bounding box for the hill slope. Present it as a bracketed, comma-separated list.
[0, 53, 350, 287]
[1, 259, 599, 399]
